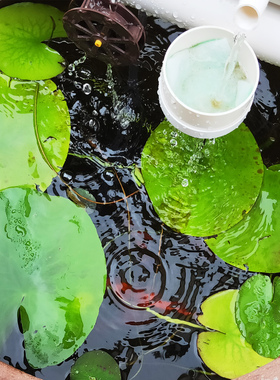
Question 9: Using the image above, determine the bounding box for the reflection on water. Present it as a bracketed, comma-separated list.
[1, 11, 280, 380]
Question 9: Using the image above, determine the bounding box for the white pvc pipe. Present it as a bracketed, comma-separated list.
[121, 0, 280, 66]
[235, 0, 270, 30]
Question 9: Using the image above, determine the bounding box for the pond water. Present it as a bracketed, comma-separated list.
[1, 11, 280, 380]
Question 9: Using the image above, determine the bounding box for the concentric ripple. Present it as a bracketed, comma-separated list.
[107, 230, 167, 309]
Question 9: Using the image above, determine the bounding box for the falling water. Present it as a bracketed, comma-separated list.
[214, 33, 247, 106]
[106, 65, 140, 130]
[166, 35, 253, 113]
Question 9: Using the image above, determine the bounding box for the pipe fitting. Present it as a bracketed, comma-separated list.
[235, 0, 270, 30]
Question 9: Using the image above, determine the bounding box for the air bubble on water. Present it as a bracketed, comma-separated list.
[61, 170, 73, 183]
[170, 138, 177, 147]
[181, 179, 189, 187]
[68, 63, 75, 73]
[92, 110, 98, 116]
[74, 81, 82, 90]
[88, 119, 97, 128]
[78, 55, 87, 64]
[79, 68, 91, 79]
[136, 3, 142, 9]
[83, 83, 92, 95]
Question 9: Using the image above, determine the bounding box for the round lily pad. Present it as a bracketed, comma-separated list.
[197, 289, 272, 378]
[0, 2, 67, 80]
[70, 350, 121, 380]
[0, 187, 106, 368]
[206, 166, 280, 272]
[141, 120, 263, 237]
[236, 274, 280, 359]
[0, 73, 70, 191]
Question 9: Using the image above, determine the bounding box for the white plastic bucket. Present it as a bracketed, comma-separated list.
[158, 26, 260, 138]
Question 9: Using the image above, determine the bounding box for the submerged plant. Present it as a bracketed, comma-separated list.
[0, 2, 67, 80]
[0, 187, 106, 368]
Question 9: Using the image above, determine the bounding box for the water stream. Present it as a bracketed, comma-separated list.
[166, 34, 252, 113]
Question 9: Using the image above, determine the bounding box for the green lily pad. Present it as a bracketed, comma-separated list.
[236, 274, 280, 359]
[0, 2, 67, 80]
[70, 350, 121, 380]
[0, 187, 106, 368]
[197, 289, 272, 378]
[206, 166, 280, 272]
[0, 73, 70, 191]
[141, 120, 263, 237]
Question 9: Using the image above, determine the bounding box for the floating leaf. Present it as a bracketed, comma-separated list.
[141, 120, 263, 237]
[206, 166, 280, 272]
[70, 350, 121, 380]
[0, 2, 67, 80]
[236, 274, 280, 359]
[197, 289, 272, 378]
[0, 187, 106, 368]
[0, 73, 70, 191]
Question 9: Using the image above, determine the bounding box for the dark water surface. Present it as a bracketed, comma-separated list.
[1, 12, 280, 380]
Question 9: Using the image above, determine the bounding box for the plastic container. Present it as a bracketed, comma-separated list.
[121, 0, 280, 67]
[158, 26, 260, 138]
[235, 0, 270, 30]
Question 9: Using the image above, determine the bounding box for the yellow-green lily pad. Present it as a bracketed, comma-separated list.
[197, 289, 272, 378]
[141, 120, 263, 237]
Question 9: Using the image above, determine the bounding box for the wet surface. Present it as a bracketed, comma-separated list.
[1, 11, 280, 380]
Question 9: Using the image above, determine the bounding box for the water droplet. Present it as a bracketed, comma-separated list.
[181, 179, 189, 187]
[83, 83, 92, 95]
[171, 131, 178, 138]
[15, 225, 26, 236]
[170, 138, 177, 147]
